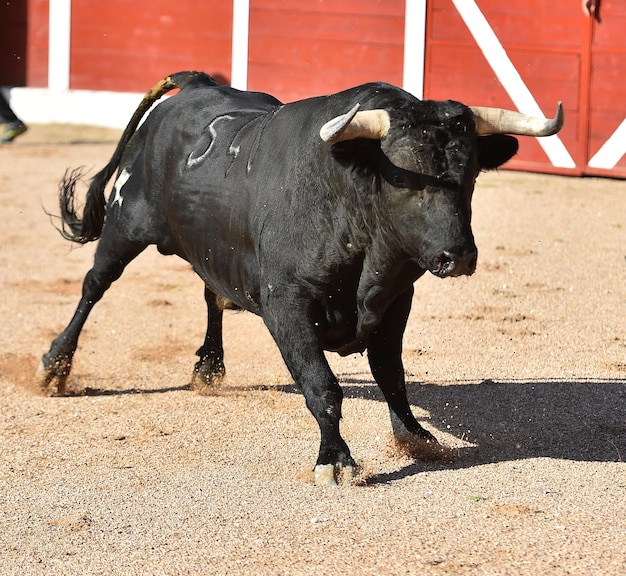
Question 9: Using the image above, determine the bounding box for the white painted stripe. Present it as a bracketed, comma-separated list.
[48, 0, 72, 90]
[403, 0, 427, 99]
[451, 0, 576, 169]
[231, 0, 250, 90]
[588, 118, 626, 169]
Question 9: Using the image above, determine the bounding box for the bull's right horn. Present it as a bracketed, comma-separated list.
[320, 104, 391, 143]
[470, 102, 564, 137]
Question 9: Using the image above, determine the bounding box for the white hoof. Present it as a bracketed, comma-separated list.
[340, 465, 355, 485]
[314, 464, 337, 487]
[314, 464, 356, 487]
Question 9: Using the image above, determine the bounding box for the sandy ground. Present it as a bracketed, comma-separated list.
[0, 123, 624, 575]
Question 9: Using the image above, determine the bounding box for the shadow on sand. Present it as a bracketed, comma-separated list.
[273, 375, 625, 481]
[56, 366, 625, 482]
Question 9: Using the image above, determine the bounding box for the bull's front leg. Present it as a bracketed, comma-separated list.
[367, 288, 438, 448]
[263, 298, 355, 486]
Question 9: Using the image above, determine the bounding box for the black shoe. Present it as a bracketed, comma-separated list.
[1, 121, 27, 143]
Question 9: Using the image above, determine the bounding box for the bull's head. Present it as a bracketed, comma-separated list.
[320, 100, 563, 278]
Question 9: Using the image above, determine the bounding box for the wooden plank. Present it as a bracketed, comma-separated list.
[586, 0, 626, 176]
[248, 0, 404, 101]
[250, 9, 404, 45]
[253, 0, 404, 17]
[1, 0, 49, 88]
[26, 0, 50, 87]
[0, 0, 28, 85]
[248, 59, 403, 103]
[589, 52, 626, 112]
[427, 45, 579, 113]
[425, 0, 585, 175]
[249, 36, 403, 72]
[592, 0, 626, 50]
[70, 0, 233, 92]
[430, 0, 584, 47]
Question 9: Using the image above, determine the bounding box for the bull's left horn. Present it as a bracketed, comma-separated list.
[320, 105, 390, 143]
[470, 102, 564, 137]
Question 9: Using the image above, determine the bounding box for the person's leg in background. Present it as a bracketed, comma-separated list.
[0, 90, 27, 143]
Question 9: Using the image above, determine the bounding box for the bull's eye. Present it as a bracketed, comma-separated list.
[392, 173, 408, 188]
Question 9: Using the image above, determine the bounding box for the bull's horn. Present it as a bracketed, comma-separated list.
[470, 102, 564, 136]
[320, 104, 391, 143]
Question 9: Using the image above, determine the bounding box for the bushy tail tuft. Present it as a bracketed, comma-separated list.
[57, 167, 104, 243]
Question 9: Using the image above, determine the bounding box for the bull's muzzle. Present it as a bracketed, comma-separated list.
[431, 247, 477, 278]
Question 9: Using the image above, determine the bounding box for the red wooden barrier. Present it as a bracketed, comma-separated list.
[1, 0, 624, 176]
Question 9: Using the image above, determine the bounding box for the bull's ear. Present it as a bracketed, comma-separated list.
[477, 134, 519, 170]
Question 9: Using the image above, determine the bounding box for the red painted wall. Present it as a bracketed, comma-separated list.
[69, 0, 233, 92]
[586, 0, 626, 176]
[424, 0, 584, 175]
[2, 0, 623, 177]
[247, 0, 405, 103]
[0, 0, 28, 85]
[0, 0, 48, 87]
[424, 0, 626, 178]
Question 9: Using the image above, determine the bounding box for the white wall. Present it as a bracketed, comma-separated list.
[7, 87, 148, 128]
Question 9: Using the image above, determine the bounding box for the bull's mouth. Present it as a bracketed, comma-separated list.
[429, 250, 477, 278]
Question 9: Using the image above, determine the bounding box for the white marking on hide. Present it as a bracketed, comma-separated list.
[111, 168, 130, 208]
[187, 114, 235, 167]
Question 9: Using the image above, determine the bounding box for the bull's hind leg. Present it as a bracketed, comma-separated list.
[190, 286, 226, 392]
[36, 230, 147, 395]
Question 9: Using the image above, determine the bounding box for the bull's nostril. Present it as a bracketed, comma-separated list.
[433, 252, 455, 276]
[433, 248, 477, 277]
[438, 252, 453, 266]
[434, 253, 447, 267]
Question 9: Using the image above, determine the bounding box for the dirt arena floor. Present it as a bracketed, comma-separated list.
[0, 124, 624, 575]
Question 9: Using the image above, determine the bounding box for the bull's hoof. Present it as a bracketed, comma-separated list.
[189, 367, 225, 395]
[34, 359, 69, 396]
[392, 433, 452, 461]
[314, 463, 355, 487]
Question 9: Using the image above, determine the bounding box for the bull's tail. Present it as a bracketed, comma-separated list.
[58, 71, 218, 243]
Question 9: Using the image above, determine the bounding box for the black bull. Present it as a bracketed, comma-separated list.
[37, 71, 563, 485]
